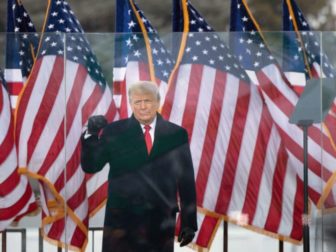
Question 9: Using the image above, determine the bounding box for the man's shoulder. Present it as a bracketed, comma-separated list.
[159, 116, 188, 135]
[103, 118, 132, 132]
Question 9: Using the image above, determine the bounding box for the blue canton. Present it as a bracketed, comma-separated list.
[39, 0, 107, 87]
[177, 2, 249, 82]
[115, 0, 174, 82]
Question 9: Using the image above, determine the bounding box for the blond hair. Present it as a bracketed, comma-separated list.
[128, 81, 160, 102]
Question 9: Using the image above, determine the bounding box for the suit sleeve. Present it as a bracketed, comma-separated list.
[80, 129, 109, 173]
[177, 129, 198, 232]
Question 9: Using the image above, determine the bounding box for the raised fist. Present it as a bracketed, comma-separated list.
[87, 115, 107, 135]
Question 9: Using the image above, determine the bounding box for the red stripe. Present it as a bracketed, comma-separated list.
[39, 78, 102, 177]
[264, 146, 288, 232]
[290, 176, 304, 240]
[241, 107, 273, 221]
[105, 97, 118, 122]
[277, 126, 332, 182]
[181, 64, 203, 140]
[0, 182, 33, 220]
[6, 82, 23, 96]
[13, 202, 38, 222]
[257, 69, 336, 156]
[67, 177, 86, 210]
[215, 81, 250, 214]
[0, 118, 14, 165]
[323, 113, 336, 145]
[15, 58, 43, 148]
[161, 70, 178, 120]
[195, 215, 219, 248]
[66, 65, 88, 134]
[82, 85, 104, 125]
[70, 224, 87, 248]
[87, 182, 108, 214]
[196, 70, 226, 205]
[0, 84, 4, 114]
[47, 218, 65, 241]
[27, 57, 64, 164]
[0, 168, 21, 196]
[139, 62, 151, 81]
[118, 79, 128, 119]
[112, 81, 123, 94]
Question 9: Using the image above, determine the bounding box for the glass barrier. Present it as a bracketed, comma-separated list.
[1, 31, 336, 252]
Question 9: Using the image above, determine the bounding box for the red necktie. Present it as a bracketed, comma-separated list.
[144, 125, 152, 154]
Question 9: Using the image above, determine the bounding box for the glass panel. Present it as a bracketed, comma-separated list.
[3, 30, 336, 252]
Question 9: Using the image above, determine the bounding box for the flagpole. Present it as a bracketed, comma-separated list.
[299, 120, 312, 252]
[223, 220, 228, 252]
[279, 240, 283, 252]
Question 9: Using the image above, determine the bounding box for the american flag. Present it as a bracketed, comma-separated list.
[5, 0, 39, 108]
[162, 0, 304, 246]
[0, 68, 37, 230]
[230, 0, 336, 209]
[282, 0, 336, 94]
[14, 0, 117, 250]
[282, 0, 336, 140]
[113, 0, 173, 118]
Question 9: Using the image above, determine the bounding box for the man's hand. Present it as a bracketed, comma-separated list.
[178, 227, 195, 247]
[87, 115, 107, 135]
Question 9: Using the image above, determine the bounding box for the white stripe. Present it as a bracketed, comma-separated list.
[262, 64, 299, 105]
[287, 152, 323, 194]
[228, 84, 262, 213]
[263, 94, 336, 172]
[10, 96, 18, 108]
[277, 159, 298, 236]
[28, 61, 67, 172]
[0, 147, 17, 183]
[0, 85, 11, 144]
[168, 64, 192, 126]
[190, 65, 216, 177]
[252, 126, 279, 227]
[4, 69, 23, 82]
[245, 70, 259, 85]
[60, 164, 85, 200]
[0, 175, 28, 208]
[202, 74, 239, 210]
[113, 67, 126, 82]
[18, 56, 57, 168]
[126, 61, 141, 116]
[193, 212, 205, 242]
[87, 164, 109, 198]
[284, 72, 306, 87]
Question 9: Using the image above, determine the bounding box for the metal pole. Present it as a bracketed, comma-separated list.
[298, 120, 312, 252]
[302, 124, 310, 252]
[39, 228, 43, 252]
[279, 240, 284, 252]
[2, 230, 6, 252]
[223, 220, 228, 252]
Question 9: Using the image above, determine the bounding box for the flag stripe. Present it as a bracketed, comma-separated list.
[215, 81, 250, 214]
[181, 64, 203, 138]
[196, 70, 226, 205]
[27, 57, 64, 164]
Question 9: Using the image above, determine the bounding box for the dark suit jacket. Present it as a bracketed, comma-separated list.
[81, 113, 197, 232]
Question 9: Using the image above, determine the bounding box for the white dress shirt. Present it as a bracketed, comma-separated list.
[141, 116, 157, 143]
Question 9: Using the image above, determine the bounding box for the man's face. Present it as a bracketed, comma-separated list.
[130, 91, 160, 125]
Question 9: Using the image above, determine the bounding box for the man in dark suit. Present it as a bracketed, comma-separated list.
[81, 81, 197, 252]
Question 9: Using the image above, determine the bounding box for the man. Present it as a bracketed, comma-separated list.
[81, 81, 197, 252]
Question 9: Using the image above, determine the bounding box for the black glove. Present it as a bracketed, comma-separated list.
[178, 227, 195, 247]
[87, 115, 107, 135]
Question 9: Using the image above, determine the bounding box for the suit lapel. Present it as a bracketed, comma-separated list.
[150, 114, 165, 158]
